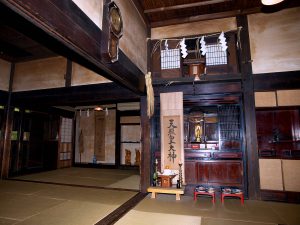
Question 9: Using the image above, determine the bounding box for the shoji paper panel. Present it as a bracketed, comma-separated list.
[259, 159, 283, 190]
[255, 92, 277, 107]
[277, 90, 300, 106]
[282, 160, 300, 192]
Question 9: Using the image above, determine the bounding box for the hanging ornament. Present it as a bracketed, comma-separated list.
[218, 31, 228, 51]
[179, 38, 188, 58]
[200, 36, 207, 56]
[164, 40, 169, 51]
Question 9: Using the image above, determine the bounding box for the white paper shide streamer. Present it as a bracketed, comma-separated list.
[218, 31, 228, 51]
[200, 36, 207, 56]
[180, 38, 188, 58]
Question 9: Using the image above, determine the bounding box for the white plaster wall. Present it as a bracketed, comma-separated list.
[248, 7, 300, 74]
[72, 0, 103, 29]
[151, 17, 237, 39]
[71, 62, 111, 86]
[13, 57, 66, 92]
[114, 0, 148, 74]
[0, 59, 11, 91]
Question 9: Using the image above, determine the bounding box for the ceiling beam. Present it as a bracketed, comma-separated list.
[144, 0, 232, 13]
[0, 0, 145, 94]
[151, 7, 262, 28]
[11, 83, 140, 107]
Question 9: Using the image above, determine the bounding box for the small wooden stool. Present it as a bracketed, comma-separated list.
[194, 191, 216, 203]
[147, 187, 184, 200]
[221, 192, 244, 205]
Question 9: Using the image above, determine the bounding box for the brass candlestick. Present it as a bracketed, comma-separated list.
[179, 162, 183, 188]
[153, 158, 158, 186]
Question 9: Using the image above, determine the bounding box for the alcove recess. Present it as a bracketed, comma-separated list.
[183, 100, 243, 194]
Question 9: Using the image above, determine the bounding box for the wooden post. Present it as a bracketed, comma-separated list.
[237, 15, 260, 200]
[140, 96, 151, 192]
[0, 63, 15, 179]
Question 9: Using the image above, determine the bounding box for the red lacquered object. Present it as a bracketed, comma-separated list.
[194, 191, 216, 204]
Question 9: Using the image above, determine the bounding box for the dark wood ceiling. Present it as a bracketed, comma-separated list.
[0, 24, 57, 62]
[135, 0, 300, 27]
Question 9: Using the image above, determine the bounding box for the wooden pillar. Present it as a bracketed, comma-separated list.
[115, 109, 121, 169]
[0, 63, 15, 179]
[237, 15, 260, 200]
[140, 96, 151, 193]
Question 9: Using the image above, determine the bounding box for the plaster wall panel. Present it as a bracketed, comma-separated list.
[71, 62, 111, 86]
[277, 89, 300, 106]
[151, 17, 237, 39]
[259, 159, 283, 191]
[103, 109, 116, 164]
[75, 110, 95, 163]
[72, 0, 103, 29]
[255, 91, 277, 107]
[248, 7, 300, 74]
[75, 109, 116, 164]
[0, 59, 11, 91]
[13, 57, 66, 91]
[282, 159, 300, 192]
[120, 116, 140, 124]
[114, 0, 148, 74]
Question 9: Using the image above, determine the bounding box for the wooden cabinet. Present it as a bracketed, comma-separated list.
[185, 160, 243, 187]
[185, 161, 197, 184]
[256, 109, 300, 158]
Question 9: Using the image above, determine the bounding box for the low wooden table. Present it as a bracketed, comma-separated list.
[147, 186, 184, 200]
[221, 192, 244, 205]
[194, 191, 216, 203]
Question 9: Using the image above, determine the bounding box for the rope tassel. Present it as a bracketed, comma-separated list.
[145, 72, 154, 118]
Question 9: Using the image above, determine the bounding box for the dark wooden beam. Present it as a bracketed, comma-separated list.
[0, 0, 145, 94]
[254, 71, 300, 91]
[0, 63, 14, 179]
[151, 7, 261, 28]
[140, 96, 151, 193]
[144, 0, 231, 13]
[237, 15, 260, 200]
[0, 91, 8, 105]
[154, 81, 242, 96]
[115, 109, 121, 169]
[11, 83, 140, 107]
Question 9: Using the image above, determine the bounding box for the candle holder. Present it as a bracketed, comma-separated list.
[153, 158, 158, 186]
[178, 162, 183, 188]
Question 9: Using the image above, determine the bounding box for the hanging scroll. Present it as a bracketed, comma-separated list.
[162, 115, 182, 170]
[160, 92, 185, 183]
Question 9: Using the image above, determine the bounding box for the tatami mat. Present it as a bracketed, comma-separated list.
[115, 210, 202, 225]
[116, 194, 300, 225]
[0, 180, 137, 225]
[14, 167, 140, 190]
[2, 168, 300, 225]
